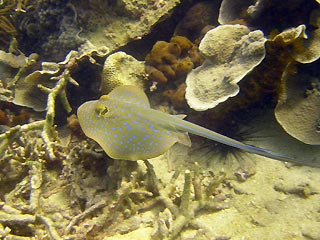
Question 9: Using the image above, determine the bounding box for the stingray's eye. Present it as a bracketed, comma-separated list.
[95, 103, 108, 116]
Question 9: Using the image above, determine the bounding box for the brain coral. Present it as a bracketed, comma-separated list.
[101, 51, 147, 94]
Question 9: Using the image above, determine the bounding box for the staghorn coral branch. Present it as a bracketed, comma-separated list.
[0, 201, 62, 239]
[0, 212, 35, 227]
[59, 89, 72, 113]
[41, 69, 73, 160]
[192, 162, 203, 201]
[65, 200, 107, 234]
[148, 161, 229, 239]
[36, 215, 62, 240]
[0, 120, 45, 157]
[144, 160, 179, 216]
[0, 58, 74, 160]
[179, 170, 191, 217]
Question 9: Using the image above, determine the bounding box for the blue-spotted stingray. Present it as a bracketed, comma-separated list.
[77, 85, 319, 167]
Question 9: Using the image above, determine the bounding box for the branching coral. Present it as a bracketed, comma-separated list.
[0, 120, 44, 157]
[0, 131, 61, 239]
[0, 49, 104, 239]
[0, 51, 80, 161]
[145, 161, 228, 240]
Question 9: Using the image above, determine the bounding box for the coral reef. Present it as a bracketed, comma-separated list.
[218, 0, 319, 33]
[266, 16, 320, 144]
[0, 103, 30, 127]
[145, 161, 228, 240]
[0, 49, 104, 161]
[185, 24, 266, 111]
[275, 63, 320, 145]
[0, 50, 27, 68]
[0, 0, 84, 61]
[101, 51, 147, 94]
[0, 0, 320, 239]
[180, 23, 318, 156]
[18, 0, 83, 61]
[145, 36, 202, 86]
[174, 1, 221, 42]
[290, 9, 320, 63]
[163, 83, 188, 109]
[0, 0, 24, 48]
[183, 6, 320, 141]
[72, 0, 180, 56]
[0, 127, 230, 239]
[0, 49, 40, 103]
[218, 0, 255, 25]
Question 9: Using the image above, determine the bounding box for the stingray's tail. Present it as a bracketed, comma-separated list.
[242, 144, 320, 168]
